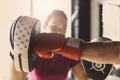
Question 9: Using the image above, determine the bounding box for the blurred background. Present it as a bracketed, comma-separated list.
[0, 0, 120, 79]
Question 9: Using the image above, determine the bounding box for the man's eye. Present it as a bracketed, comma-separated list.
[51, 25, 58, 29]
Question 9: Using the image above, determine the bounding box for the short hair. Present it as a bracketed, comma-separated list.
[44, 10, 68, 25]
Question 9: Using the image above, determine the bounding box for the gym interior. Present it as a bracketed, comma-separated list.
[0, 0, 120, 80]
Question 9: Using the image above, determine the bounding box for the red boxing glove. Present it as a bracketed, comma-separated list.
[32, 33, 65, 54]
[58, 38, 84, 60]
[32, 33, 65, 59]
[32, 33, 84, 60]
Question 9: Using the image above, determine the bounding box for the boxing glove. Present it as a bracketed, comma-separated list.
[33, 33, 84, 61]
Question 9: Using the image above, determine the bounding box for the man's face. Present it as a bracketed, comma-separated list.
[44, 15, 67, 35]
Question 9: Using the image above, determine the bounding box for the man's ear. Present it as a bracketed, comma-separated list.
[43, 24, 46, 30]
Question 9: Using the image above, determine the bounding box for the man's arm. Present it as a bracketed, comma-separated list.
[82, 42, 120, 64]
[12, 33, 120, 72]
[10, 61, 28, 80]
[33, 33, 120, 64]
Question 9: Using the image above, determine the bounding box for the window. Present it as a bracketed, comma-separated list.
[102, 0, 120, 40]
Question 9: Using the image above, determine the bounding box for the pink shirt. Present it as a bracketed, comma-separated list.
[29, 54, 80, 80]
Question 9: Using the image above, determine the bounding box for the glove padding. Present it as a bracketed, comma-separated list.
[10, 16, 40, 72]
[82, 37, 114, 80]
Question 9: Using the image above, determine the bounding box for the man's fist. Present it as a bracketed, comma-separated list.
[33, 33, 84, 60]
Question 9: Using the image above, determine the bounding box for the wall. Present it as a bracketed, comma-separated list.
[0, 0, 30, 79]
